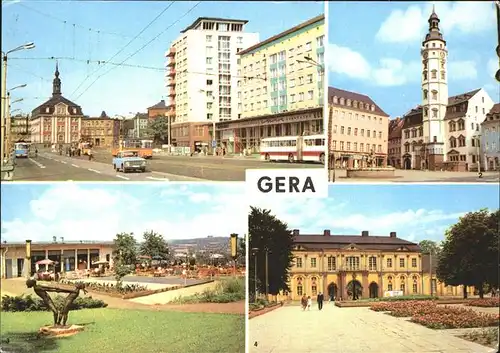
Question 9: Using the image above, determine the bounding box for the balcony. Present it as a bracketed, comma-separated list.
[166, 58, 175, 66]
[168, 88, 176, 96]
[167, 68, 176, 76]
[167, 78, 176, 86]
[165, 47, 176, 57]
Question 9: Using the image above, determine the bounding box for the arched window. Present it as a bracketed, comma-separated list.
[387, 276, 393, 291]
[297, 276, 303, 296]
[449, 136, 457, 148]
[400, 276, 406, 293]
[449, 121, 456, 132]
[431, 90, 438, 100]
[423, 90, 428, 100]
[370, 104, 375, 112]
[311, 276, 318, 296]
[423, 70, 428, 80]
[346, 99, 351, 106]
[431, 70, 437, 79]
[339, 98, 345, 105]
[333, 96, 338, 104]
[412, 276, 418, 294]
[423, 108, 428, 117]
[458, 135, 466, 147]
[353, 100, 358, 108]
[418, 127, 423, 137]
[441, 71, 446, 80]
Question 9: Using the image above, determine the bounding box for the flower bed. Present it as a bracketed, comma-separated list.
[370, 300, 499, 329]
[1, 294, 107, 312]
[465, 298, 500, 308]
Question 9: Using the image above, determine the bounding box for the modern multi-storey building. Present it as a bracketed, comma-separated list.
[284, 229, 473, 301]
[30, 64, 84, 145]
[400, 10, 494, 171]
[481, 103, 500, 171]
[10, 114, 30, 143]
[165, 17, 259, 150]
[81, 111, 120, 147]
[216, 14, 325, 154]
[328, 87, 389, 168]
[387, 117, 404, 168]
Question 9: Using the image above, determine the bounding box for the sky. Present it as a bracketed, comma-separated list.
[0, 183, 247, 243]
[250, 184, 499, 244]
[328, 1, 500, 118]
[1, 0, 324, 117]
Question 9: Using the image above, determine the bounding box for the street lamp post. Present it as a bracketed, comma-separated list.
[251, 247, 259, 302]
[1, 43, 35, 163]
[6, 93, 24, 154]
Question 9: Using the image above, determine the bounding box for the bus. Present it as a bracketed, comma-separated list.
[14, 142, 30, 158]
[111, 139, 153, 159]
[260, 135, 325, 164]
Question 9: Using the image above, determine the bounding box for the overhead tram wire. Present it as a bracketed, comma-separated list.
[69, 1, 176, 99]
[18, 3, 145, 40]
[74, 1, 201, 101]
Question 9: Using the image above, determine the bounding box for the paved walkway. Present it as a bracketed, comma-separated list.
[250, 305, 493, 353]
[129, 281, 217, 305]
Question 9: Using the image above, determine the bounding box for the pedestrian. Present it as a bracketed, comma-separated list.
[34, 147, 38, 158]
[317, 292, 324, 310]
[300, 294, 307, 311]
[307, 296, 312, 310]
[88, 148, 93, 161]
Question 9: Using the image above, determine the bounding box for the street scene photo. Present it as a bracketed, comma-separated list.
[1, 1, 325, 182]
[248, 184, 499, 353]
[0, 183, 247, 353]
[327, 1, 500, 183]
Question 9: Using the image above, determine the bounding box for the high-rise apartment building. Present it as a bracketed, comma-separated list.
[215, 15, 324, 153]
[165, 17, 259, 149]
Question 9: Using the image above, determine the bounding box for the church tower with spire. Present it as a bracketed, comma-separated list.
[52, 62, 62, 96]
[421, 6, 449, 169]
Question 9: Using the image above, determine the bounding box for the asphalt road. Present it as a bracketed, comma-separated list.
[10, 153, 208, 182]
[10, 148, 321, 182]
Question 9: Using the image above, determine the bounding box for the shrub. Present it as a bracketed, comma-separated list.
[370, 300, 436, 314]
[1, 294, 107, 312]
[170, 278, 245, 304]
[460, 328, 499, 348]
[369, 295, 438, 302]
[59, 280, 147, 294]
[466, 298, 500, 308]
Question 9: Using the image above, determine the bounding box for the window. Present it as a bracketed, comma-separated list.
[399, 258, 404, 268]
[295, 257, 302, 268]
[400, 276, 406, 293]
[306, 74, 313, 84]
[411, 258, 417, 268]
[297, 277, 303, 296]
[310, 257, 316, 268]
[305, 41, 312, 51]
[236, 36, 243, 44]
[206, 35, 212, 42]
[206, 57, 213, 65]
[386, 258, 392, 268]
[316, 35, 324, 47]
[327, 256, 336, 270]
[387, 276, 393, 291]
[311, 277, 317, 296]
[368, 256, 377, 271]
[307, 90, 313, 100]
[431, 70, 437, 79]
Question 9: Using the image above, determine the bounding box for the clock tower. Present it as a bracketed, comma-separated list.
[421, 7, 449, 170]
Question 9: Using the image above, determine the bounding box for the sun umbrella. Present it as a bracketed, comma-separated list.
[93, 260, 109, 265]
[36, 259, 55, 265]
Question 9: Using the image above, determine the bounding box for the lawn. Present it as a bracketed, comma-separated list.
[0, 308, 245, 353]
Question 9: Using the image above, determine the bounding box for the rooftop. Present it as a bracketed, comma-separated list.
[238, 14, 324, 56]
[329, 86, 389, 117]
[181, 17, 248, 33]
[148, 100, 167, 110]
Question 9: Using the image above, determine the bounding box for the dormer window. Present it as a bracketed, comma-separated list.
[73, 108, 77, 114]
[353, 100, 357, 108]
[333, 96, 338, 104]
[46, 107, 50, 113]
[346, 99, 351, 106]
[370, 105, 375, 112]
[339, 98, 345, 105]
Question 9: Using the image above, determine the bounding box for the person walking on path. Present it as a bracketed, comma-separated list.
[307, 296, 312, 310]
[317, 292, 324, 310]
[301, 294, 307, 311]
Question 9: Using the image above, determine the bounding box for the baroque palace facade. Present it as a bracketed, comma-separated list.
[285, 229, 473, 301]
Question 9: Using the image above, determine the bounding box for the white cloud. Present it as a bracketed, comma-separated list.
[448, 61, 478, 80]
[376, 1, 496, 44]
[328, 44, 371, 79]
[1, 184, 247, 242]
[487, 58, 498, 78]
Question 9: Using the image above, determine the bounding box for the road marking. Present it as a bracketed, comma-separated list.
[60, 160, 67, 164]
[28, 158, 46, 169]
[115, 175, 129, 180]
[88, 168, 101, 174]
[71, 164, 80, 168]
[146, 176, 170, 181]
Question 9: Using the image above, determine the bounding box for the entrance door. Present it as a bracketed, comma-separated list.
[5, 259, 13, 279]
[17, 258, 24, 277]
[327, 282, 338, 301]
[369, 282, 379, 298]
[404, 157, 411, 170]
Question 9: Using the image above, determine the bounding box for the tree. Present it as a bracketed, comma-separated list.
[148, 116, 169, 144]
[248, 207, 295, 300]
[237, 235, 246, 266]
[436, 209, 499, 299]
[140, 230, 169, 260]
[418, 240, 441, 256]
[113, 232, 137, 265]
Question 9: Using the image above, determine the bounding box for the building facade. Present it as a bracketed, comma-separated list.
[329, 87, 389, 168]
[481, 103, 500, 171]
[81, 111, 120, 147]
[221, 14, 324, 153]
[388, 117, 404, 168]
[147, 99, 168, 120]
[165, 17, 259, 149]
[10, 114, 30, 143]
[30, 64, 84, 145]
[285, 229, 472, 301]
[132, 113, 150, 139]
[0, 239, 115, 279]
[400, 10, 494, 171]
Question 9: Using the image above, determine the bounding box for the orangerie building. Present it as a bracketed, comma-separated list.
[285, 229, 473, 301]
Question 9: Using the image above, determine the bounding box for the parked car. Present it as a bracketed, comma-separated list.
[112, 150, 147, 173]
